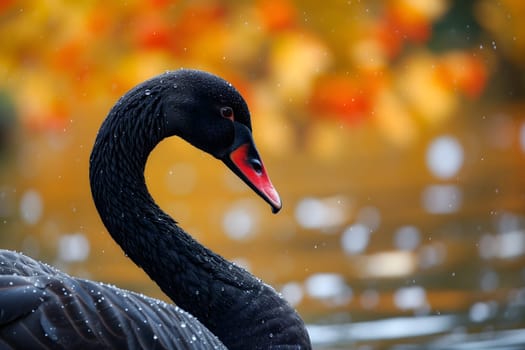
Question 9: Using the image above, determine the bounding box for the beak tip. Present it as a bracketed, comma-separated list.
[266, 188, 282, 214]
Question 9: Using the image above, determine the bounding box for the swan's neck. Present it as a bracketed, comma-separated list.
[89, 104, 310, 349]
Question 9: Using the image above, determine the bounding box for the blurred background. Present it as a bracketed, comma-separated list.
[1, 0, 525, 348]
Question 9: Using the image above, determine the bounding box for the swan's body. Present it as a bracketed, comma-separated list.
[0, 69, 311, 349]
[0, 250, 225, 349]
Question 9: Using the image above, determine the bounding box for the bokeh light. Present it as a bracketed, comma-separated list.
[426, 136, 464, 179]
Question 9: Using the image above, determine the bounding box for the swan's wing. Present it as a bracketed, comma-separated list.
[0, 251, 226, 350]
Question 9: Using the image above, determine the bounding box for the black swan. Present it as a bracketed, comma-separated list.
[0, 69, 311, 349]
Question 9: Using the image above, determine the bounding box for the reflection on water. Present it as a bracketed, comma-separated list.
[309, 315, 459, 348]
[309, 311, 525, 349]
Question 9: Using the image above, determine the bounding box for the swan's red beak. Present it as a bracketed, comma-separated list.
[226, 143, 282, 213]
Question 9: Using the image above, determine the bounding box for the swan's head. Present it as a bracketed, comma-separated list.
[156, 69, 282, 213]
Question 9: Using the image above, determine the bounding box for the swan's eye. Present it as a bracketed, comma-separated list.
[220, 106, 234, 120]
